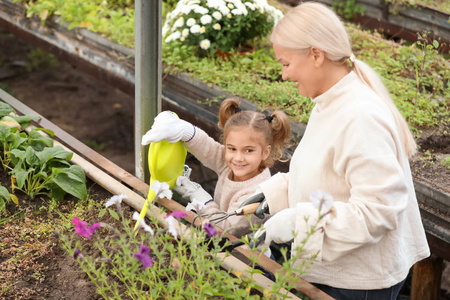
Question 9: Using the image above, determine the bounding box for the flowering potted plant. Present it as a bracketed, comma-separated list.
[163, 0, 283, 55]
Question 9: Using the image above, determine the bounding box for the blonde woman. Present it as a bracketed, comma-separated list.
[258, 2, 430, 299]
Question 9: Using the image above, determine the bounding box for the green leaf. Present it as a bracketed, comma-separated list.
[0, 102, 15, 117]
[24, 146, 40, 167]
[13, 168, 31, 189]
[108, 209, 120, 221]
[48, 183, 66, 201]
[10, 115, 40, 130]
[0, 198, 4, 212]
[51, 167, 87, 200]
[98, 208, 107, 218]
[0, 186, 11, 201]
[36, 146, 73, 165]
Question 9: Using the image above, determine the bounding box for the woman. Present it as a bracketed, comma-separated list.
[258, 2, 430, 299]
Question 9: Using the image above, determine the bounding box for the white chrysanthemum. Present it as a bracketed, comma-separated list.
[231, 8, 243, 15]
[180, 36, 186, 42]
[212, 11, 222, 20]
[173, 17, 184, 29]
[200, 14, 212, 24]
[244, 2, 255, 10]
[207, 0, 226, 9]
[218, 5, 230, 15]
[200, 39, 211, 50]
[132, 212, 155, 235]
[186, 18, 196, 26]
[180, 4, 193, 14]
[227, 13, 232, 18]
[190, 24, 201, 33]
[309, 190, 334, 214]
[194, 6, 209, 14]
[235, 2, 248, 15]
[162, 24, 170, 36]
[182, 28, 189, 37]
[227, 3, 234, 9]
[213, 23, 221, 30]
[200, 26, 206, 33]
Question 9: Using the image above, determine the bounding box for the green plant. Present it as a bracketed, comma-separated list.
[411, 33, 440, 121]
[162, 0, 283, 56]
[439, 156, 450, 169]
[332, 0, 365, 19]
[9, 145, 87, 200]
[57, 183, 334, 299]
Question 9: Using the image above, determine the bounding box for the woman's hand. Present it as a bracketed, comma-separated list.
[141, 111, 195, 145]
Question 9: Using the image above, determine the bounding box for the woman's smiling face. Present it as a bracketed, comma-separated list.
[273, 43, 321, 98]
[224, 127, 271, 182]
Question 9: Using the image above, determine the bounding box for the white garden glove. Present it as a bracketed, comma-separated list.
[141, 111, 196, 145]
[263, 207, 298, 245]
[174, 176, 213, 205]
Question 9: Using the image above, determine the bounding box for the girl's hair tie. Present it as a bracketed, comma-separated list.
[266, 115, 273, 123]
[235, 107, 242, 113]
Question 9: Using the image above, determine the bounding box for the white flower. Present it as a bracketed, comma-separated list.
[180, 5, 193, 14]
[132, 212, 154, 235]
[162, 24, 170, 36]
[190, 24, 201, 33]
[186, 198, 206, 212]
[200, 39, 211, 50]
[200, 26, 206, 33]
[207, 0, 226, 9]
[173, 17, 184, 29]
[244, 2, 255, 10]
[165, 216, 178, 239]
[200, 14, 212, 25]
[182, 28, 190, 37]
[218, 5, 230, 15]
[151, 180, 172, 200]
[227, 13, 232, 18]
[227, 3, 234, 9]
[213, 23, 221, 30]
[194, 6, 209, 14]
[309, 190, 334, 214]
[231, 8, 243, 15]
[212, 11, 222, 20]
[105, 194, 128, 208]
[186, 18, 196, 26]
[165, 31, 182, 42]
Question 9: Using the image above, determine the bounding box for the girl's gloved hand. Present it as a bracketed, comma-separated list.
[141, 111, 195, 145]
[174, 176, 213, 205]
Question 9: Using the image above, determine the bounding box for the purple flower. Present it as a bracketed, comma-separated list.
[134, 244, 153, 269]
[73, 248, 84, 260]
[204, 222, 216, 237]
[166, 211, 188, 219]
[72, 217, 101, 239]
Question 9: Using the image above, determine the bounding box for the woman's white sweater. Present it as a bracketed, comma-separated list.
[259, 71, 430, 289]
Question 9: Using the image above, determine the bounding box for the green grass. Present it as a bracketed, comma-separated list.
[11, 0, 450, 132]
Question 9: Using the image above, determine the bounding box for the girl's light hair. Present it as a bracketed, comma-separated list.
[270, 2, 416, 157]
[218, 98, 292, 169]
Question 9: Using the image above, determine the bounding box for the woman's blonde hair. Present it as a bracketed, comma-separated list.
[218, 98, 292, 169]
[270, 2, 416, 157]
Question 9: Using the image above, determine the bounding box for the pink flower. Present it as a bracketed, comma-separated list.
[166, 211, 188, 219]
[72, 217, 101, 239]
[134, 244, 153, 269]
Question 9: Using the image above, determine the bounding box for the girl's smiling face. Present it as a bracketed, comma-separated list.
[224, 127, 271, 182]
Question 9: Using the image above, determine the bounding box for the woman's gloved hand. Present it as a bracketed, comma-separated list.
[174, 176, 213, 205]
[263, 207, 299, 245]
[141, 111, 196, 145]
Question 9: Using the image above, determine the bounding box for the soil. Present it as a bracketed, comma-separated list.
[0, 27, 449, 299]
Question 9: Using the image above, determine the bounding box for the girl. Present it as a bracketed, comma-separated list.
[142, 98, 291, 237]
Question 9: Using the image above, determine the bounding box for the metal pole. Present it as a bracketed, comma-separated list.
[135, 0, 162, 182]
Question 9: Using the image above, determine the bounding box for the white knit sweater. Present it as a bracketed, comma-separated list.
[259, 71, 430, 289]
[185, 127, 270, 237]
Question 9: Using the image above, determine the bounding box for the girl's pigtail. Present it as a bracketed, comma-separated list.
[270, 110, 292, 163]
[218, 98, 241, 130]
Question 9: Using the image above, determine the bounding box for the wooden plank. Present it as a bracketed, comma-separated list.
[411, 255, 444, 300]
